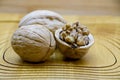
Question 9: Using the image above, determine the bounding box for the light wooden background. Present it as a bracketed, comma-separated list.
[0, 0, 120, 15]
[0, 14, 120, 80]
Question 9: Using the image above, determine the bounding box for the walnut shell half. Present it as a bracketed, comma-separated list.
[55, 28, 94, 59]
[11, 25, 56, 62]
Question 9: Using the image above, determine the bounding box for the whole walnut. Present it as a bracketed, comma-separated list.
[19, 10, 66, 33]
[11, 25, 56, 62]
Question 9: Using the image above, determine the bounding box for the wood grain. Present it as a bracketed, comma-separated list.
[0, 14, 120, 80]
[0, 0, 120, 15]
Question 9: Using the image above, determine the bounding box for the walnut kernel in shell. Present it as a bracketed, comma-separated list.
[55, 22, 94, 59]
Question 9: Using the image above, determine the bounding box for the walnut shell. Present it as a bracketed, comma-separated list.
[19, 10, 66, 33]
[11, 25, 56, 62]
[55, 29, 94, 59]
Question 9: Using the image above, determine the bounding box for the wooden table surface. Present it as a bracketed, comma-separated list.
[0, 0, 120, 16]
[0, 14, 120, 80]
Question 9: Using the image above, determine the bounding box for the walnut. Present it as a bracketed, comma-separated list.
[55, 22, 94, 59]
[11, 25, 56, 62]
[60, 22, 90, 47]
[18, 10, 66, 33]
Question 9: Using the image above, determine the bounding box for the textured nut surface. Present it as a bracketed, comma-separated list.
[19, 10, 66, 33]
[60, 22, 90, 48]
[11, 25, 56, 62]
[55, 22, 94, 59]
